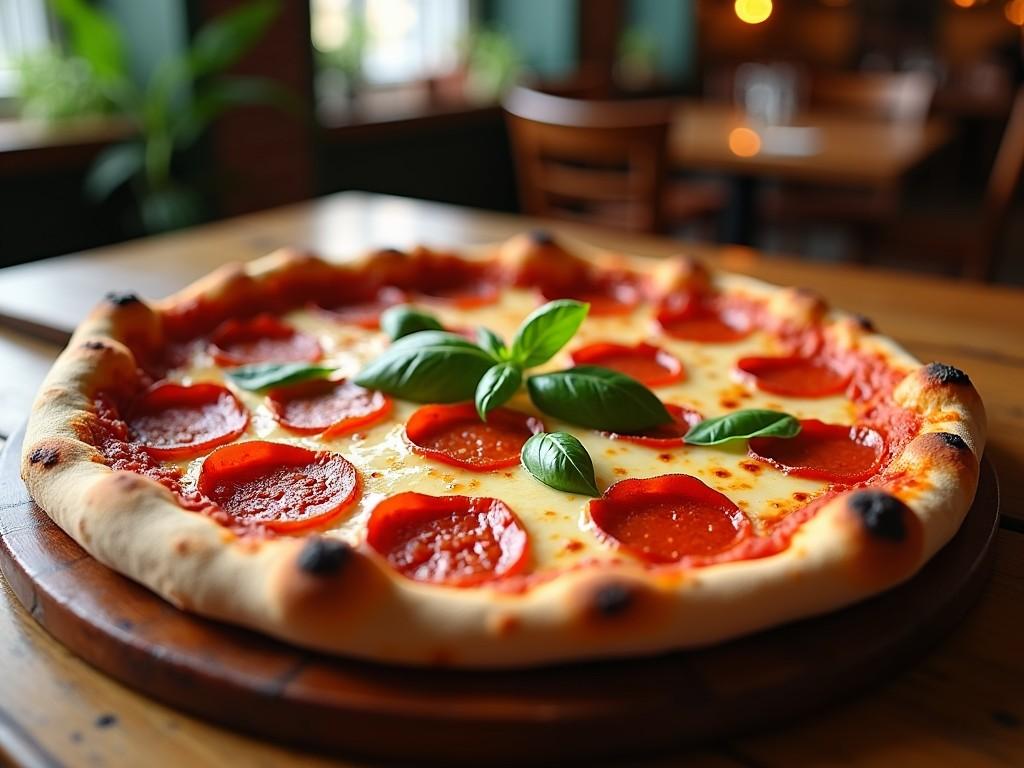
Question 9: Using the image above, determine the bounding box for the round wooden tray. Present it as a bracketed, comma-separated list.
[0, 426, 999, 764]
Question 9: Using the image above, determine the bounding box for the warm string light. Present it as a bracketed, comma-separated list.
[1007, 0, 1024, 25]
[735, 0, 773, 24]
[728, 127, 762, 157]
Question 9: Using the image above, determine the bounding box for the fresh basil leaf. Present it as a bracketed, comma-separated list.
[475, 363, 522, 420]
[476, 327, 508, 361]
[684, 409, 802, 446]
[521, 432, 599, 497]
[526, 365, 671, 432]
[510, 299, 589, 368]
[380, 305, 444, 341]
[354, 331, 494, 403]
[225, 362, 334, 391]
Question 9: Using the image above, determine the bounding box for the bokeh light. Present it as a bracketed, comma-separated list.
[729, 127, 762, 157]
[735, 0, 773, 24]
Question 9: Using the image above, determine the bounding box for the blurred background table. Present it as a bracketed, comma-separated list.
[0, 193, 1022, 768]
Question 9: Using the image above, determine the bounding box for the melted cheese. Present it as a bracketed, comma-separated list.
[170, 288, 856, 576]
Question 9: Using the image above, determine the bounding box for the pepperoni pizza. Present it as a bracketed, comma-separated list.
[21, 232, 986, 667]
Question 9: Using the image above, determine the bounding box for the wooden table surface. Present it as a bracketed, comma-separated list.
[670, 101, 951, 186]
[0, 192, 1021, 768]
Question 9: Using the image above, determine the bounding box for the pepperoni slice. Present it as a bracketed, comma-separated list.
[571, 342, 684, 387]
[405, 403, 544, 471]
[590, 474, 751, 564]
[657, 293, 752, 343]
[126, 382, 248, 460]
[316, 286, 408, 329]
[266, 379, 392, 436]
[748, 419, 884, 484]
[197, 441, 359, 532]
[209, 314, 322, 366]
[366, 492, 529, 586]
[605, 403, 703, 447]
[736, 355, 850, 397]
[413, 256, 500, 308]
[541, 279, 641, 316]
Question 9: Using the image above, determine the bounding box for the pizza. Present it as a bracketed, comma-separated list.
[20, 231, 986, 668]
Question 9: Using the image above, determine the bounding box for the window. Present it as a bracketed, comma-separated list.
[0, 0, 52, 97]
[311, 0, 471, 86]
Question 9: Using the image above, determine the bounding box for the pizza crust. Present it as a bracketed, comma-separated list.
[21, 234, 986, 667]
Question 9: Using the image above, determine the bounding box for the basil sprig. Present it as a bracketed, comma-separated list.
[684, 409, 801, 445]
[226, 362, 334, 392]
[474, 363, 522, 420]
[380, 305, 444, 341]
[509, 300, 588, 367]
[354, 331, 494, 403]
[521, 432, 599, 496]
[526, 366, 671, 432]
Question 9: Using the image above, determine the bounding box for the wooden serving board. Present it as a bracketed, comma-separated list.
[0, 425, 999, 765]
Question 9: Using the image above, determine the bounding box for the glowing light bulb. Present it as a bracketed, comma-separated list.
[1007, 0, 1024, 24]
[735, 0, 773, 24]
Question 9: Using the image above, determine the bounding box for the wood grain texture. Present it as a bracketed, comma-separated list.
[0, 427, 1000, 764]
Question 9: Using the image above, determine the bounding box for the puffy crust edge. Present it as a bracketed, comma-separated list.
[20, 236, 986, 667]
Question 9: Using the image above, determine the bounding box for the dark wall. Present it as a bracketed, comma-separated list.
[315, 111, 519, 212]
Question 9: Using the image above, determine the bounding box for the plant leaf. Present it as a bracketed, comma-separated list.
[379, 305, 444, 341]
[521, 432, 599, 496]
[226, 362, 334, 391]
[188, 0, 279, 77]
[85, 142, 144, 201]
[510, 299, 588, 367]
[49, 0, 127, 85]
[475, 363, 522, 420]
[526, 365, 671, 432]
[684, 409, 802, 446]
[353, 331, 494, 403]
[476, 327, 507, 361]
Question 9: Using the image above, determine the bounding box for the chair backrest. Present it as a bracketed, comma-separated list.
[971, 87, 1024, 279]
[810, 70, 936, 124]
[503, 86, 674, 233]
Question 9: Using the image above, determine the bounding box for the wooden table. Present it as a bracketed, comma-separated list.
[669, 102, 952, 245]
[0, 192, 1021, 768]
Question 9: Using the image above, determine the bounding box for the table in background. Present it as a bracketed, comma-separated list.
[0, 192, 1021, 768]
[669, 102, 952, 245]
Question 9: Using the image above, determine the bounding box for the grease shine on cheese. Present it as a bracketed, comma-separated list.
[174, 288, 855, 576]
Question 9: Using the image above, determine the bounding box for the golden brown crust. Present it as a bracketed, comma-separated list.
[20, 233, 987, 668]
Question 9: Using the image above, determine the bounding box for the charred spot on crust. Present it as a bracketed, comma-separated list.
[937, 432, 970, 452]
[528, 229, 555, 246]
[105, 292, 140, 307]
[297, 537, 352, 576]
[924, 362, 971, 386]
[28, 446, 60, 468]
[82, 340, 109, 351]
[854, 314, 876, 332]
[593, 583, 633, 617]
[849, 491, 908, 542]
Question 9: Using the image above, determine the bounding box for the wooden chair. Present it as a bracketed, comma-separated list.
[882, 87, 1024, 280]
[764, 70, 939, 259]
[503, 87, 722, 234]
